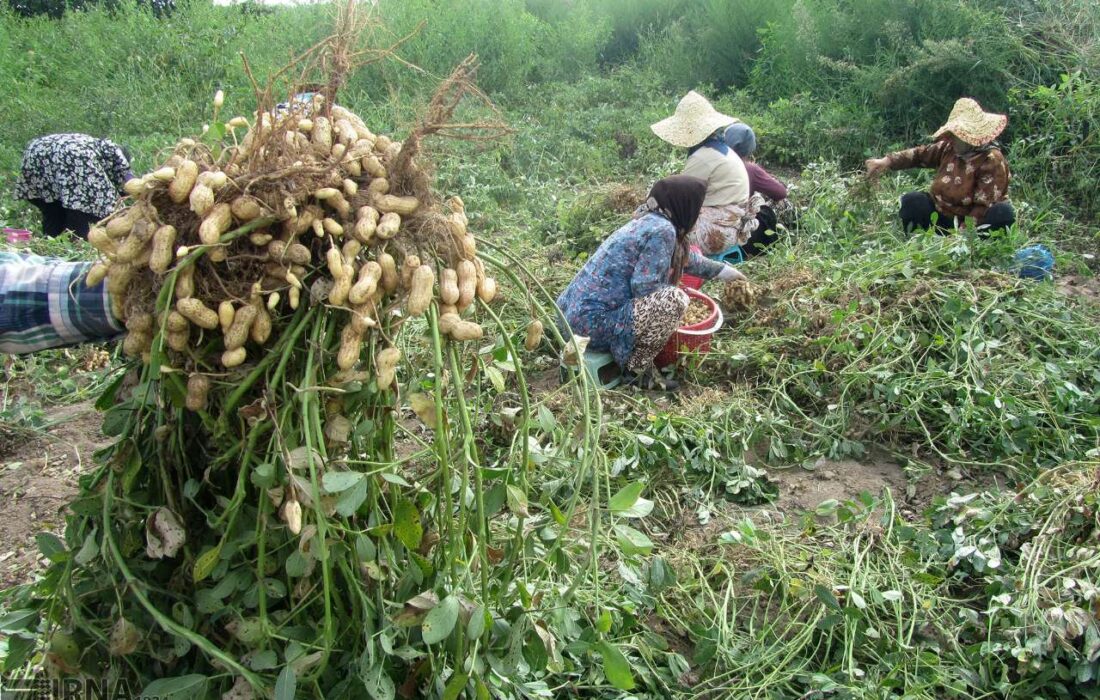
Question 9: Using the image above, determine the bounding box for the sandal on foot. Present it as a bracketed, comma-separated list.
[622, 367, 679, 392]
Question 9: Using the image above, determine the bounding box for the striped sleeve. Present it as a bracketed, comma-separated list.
[0, 253, 123, 354]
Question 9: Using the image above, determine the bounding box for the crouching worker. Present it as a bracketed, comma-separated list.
[14, 134, 133, 240]
[723, 123, 790, 257]
[0, 252, 122, 354]
[865, 98, 1015, 236]
[650, 91, 765, 258]
[556, 176, 747, 391]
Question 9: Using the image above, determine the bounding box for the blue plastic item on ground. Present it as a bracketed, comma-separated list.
[707, 245, 745, 265]
[1014, 245, 1055, 281]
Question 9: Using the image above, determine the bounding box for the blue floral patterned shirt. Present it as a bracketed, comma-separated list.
[556, 213, 723, 367]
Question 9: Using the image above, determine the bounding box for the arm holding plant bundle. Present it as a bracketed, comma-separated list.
[684, 248, 747, 283]
[685, 247, 737, 282]
[629, 225, 747, 297]
[684, 248, 747, 284]
[866, 141, 949, 179]
[715, 264, 747, 282]
[0, 252, 123, 353]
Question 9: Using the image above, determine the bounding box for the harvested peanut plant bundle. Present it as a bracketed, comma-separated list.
[11, 31, 615, 700]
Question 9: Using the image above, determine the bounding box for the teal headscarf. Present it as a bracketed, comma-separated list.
[723, 123, 757, 158]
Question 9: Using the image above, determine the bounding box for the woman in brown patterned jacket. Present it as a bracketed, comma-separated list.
[865, 98, 1015, 236]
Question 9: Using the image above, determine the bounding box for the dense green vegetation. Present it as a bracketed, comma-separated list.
[0, 1, 1098, 698]
[2, 0, 1098, 220]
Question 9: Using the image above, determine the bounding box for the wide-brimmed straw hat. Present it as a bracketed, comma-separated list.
[651, 91, 739, 148]
[933, 97, 1007, 146]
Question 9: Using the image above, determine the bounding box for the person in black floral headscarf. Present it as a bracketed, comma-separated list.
[13, 133, 133, 240]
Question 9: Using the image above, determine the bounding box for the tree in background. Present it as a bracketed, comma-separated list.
[8, 0, 174, 19]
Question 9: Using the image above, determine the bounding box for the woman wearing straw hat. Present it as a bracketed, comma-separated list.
[556, 176, 747, 391]
[650, 91, 766, 257]
[865, 98, 1015, 235]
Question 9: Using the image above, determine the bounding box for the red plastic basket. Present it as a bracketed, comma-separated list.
[679, 245, 704, 290]
[3, 227, 32, 245]
[655, 288, 724, 368]
[679, 274, 703, 290]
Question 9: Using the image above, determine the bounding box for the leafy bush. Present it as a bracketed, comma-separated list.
[371, 0, 608, 95]
[929, 462, 1100, 693]
[1009, 72, 1100, 217]
[744, 0, 1022, 140]
[543, 182, 644, 258]
[611, 407, 778, 506]
[639, 0, 792, 91]
[574, 0, 692, 65]
[741, 94, 886, 168]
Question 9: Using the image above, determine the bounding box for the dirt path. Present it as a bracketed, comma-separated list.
[0, 400, 108, 590]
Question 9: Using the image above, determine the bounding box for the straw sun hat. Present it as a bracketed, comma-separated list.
[933, 97, 1007, 146]
[651, 91, 739, 148]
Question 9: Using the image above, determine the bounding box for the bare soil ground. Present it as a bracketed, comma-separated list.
[0, 400, 107, 590]
[760, 454, 1002, 521]
[1057, 273, 1100, 305]
[767, 456, 908, 514]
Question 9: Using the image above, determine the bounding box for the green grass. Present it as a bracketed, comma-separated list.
[0, 1, 1098, 697]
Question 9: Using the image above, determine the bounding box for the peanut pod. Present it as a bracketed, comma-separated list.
[224, 304, 257, 351]
[336, 325, 362, 370]
[189, 183, 215, 217]
[85, 262, 110, 288]
[457, 260, 477, 311]
[230, 196, 264, 222]
[373, 194, 419, 216]
[406, 265, 435, 317]
[376, 212, 400, 240]
[177, 298, 220, 330]
[449, 320, 484, 342]
[477, 277, 498, 304]
[218, 301, 235, 333]
[175, 265, 195, 299]
[348, 261, 382, 306]
[222, 347, 247, 368]
[169, 160, 199, 204]
[250, 303, 273, 344]
[185, 374, 210, 412]
[440, 268, 460, 306]
[379, 253, 398, 293]
[525, 320, 544, 351]
[149, 225, 178, 274]
[199, 203, 232, 245]
[376, 347, 400, 391]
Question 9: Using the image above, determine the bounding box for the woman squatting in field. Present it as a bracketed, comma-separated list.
[556, 176, 747, 391]
[865, 97, 1015, 236]
[14, 133, 133, 240]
